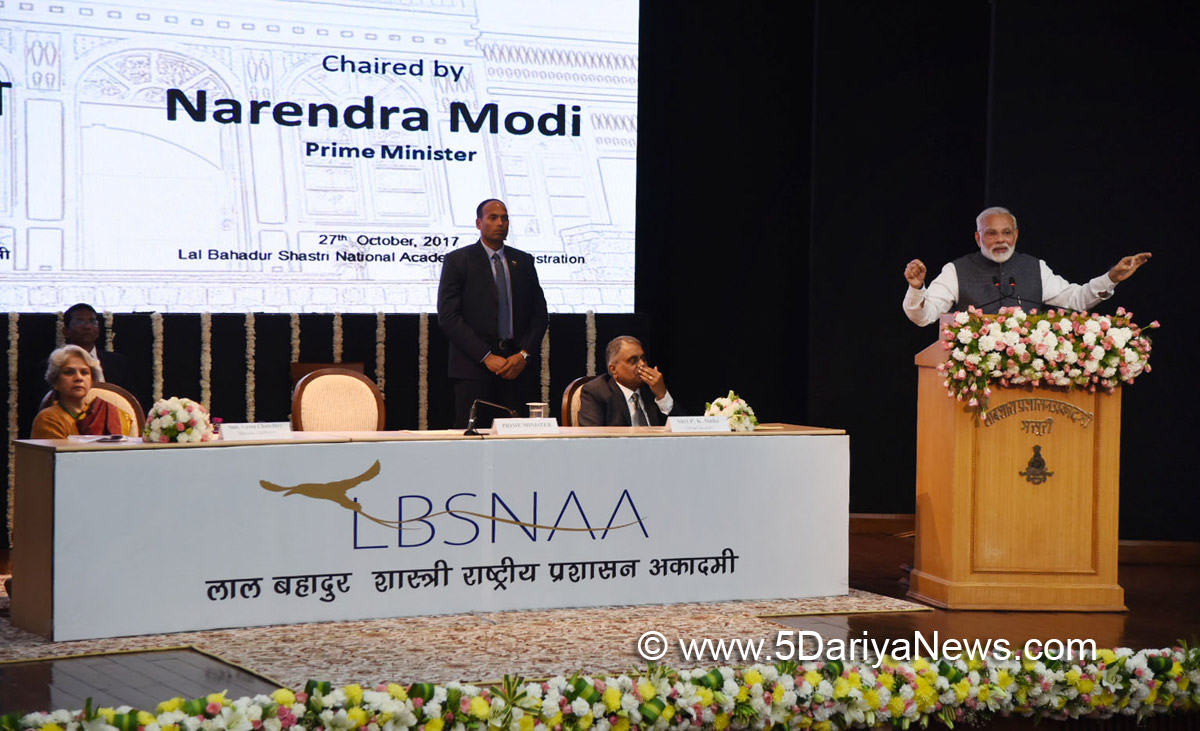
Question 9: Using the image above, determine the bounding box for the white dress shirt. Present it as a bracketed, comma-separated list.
[902, 258, 1118, 327]
[613, 380, 674, 423]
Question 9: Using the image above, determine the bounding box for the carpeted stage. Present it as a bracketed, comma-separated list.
[0, 580, 923, 688]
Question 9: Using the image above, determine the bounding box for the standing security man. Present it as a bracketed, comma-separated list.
[437, 199, 548, 428]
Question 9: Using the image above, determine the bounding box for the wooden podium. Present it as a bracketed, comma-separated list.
[910, 327, 1126, 611]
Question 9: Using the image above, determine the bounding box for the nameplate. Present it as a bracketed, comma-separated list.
[220, 422, 293, 441]
[492, 418, 560, 435]
[667, 416, 731, 433]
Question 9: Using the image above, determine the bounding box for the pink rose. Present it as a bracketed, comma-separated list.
[159, 436, 169, 443]
[207, 702, 223, 715]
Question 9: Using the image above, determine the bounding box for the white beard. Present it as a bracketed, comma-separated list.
[981, 245, 1015, 263]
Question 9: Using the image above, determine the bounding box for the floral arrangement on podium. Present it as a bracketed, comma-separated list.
[6, 645, 1200, 731]
[939, 306, 1158, 417]
[704, 391, 758, 432]
[143, 397, 217, 443]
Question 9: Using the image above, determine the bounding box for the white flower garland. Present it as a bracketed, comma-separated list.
[6, 313, 18, 545]
[104, 310, 115, 351]
[418, 313, 428, 430]
[150, 312, 164, 403]
[332, 313, 343, 363]
[200, 312, 212, 410]
[585, 309, 596, 376]
[55, 311, 64, 348]
[375, 312, 386, 398]
[290, 312, 301, 363]
[12, 646, 1200, 731]
[245, 313, 256, 422]
[541, 326, 551, 403]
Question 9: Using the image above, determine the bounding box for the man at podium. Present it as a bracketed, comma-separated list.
[901, 206, 1151, 326]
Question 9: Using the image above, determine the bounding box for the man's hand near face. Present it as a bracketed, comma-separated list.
[637, 363, 668, 399]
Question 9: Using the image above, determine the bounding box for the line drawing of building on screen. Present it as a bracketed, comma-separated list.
[0, 0, 638, 313]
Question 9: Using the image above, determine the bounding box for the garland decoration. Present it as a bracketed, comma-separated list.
[585, 309, 597, 376]
[6, 313, 17, 546]
[333, 313, 344, 363]
[290, 312, 301, 364]
[6, 647, 1200, 731]
[940, 306, 1157, 417]
[104, 310, 115, 351]
[55, 311, 64, 348]
[418, 313, 429, 430]
[245, 313, 256, 422]
[375, 312, 386, 398]
[150, 312, 164, 403]
[541, 326, 551, 404]
[200, 312, 212, 410]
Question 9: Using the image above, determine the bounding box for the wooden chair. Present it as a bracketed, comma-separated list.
[560, 375, 599, 426]
[39, 382, 145, 436]
[291, 367, 385, 431]
[90, 382, 146, 435]
[290, 361, 364, 386]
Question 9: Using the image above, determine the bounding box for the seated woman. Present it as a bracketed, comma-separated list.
[31, 345, 135, 439]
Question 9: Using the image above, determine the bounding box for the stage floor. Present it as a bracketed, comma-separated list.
[2, 534, 1198, 715]
[776, 533, 1200, 652]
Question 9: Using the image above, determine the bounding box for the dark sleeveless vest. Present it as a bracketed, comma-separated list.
[952, 251, 1043, 313]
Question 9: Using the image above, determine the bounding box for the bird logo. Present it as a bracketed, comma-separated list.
[259, 460, 643, 533]
[260, 460, 399, 527]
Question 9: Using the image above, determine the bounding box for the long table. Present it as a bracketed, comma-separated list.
[12, 424, 849, 641]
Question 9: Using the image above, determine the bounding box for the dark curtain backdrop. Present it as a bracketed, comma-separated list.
[4, 1, 1198, 548]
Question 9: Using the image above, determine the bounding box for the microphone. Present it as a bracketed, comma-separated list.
[464, 399, 519, 436]
[1008, 276, 1020, 307]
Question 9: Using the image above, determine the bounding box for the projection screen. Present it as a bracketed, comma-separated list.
[0, 0, 638, 313]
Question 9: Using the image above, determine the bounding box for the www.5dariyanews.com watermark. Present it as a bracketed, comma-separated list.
[637, 630, 1098, 668]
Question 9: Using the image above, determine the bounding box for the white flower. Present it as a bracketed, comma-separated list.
[956, 328, 974, 345]
[955, 311, 970, 325]
[1110, 327, 1133, 349]
[571, 697, 591, 717]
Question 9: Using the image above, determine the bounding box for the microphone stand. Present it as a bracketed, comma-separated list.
[464, 399, 519, 436]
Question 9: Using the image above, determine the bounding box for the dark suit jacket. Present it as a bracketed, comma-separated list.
[437, 240, 548, 380]
[577, 374, 676, 427]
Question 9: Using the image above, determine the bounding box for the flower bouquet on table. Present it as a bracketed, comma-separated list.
[143, 396, 217, 443]
[938, 305, 1158, 418]
[705, 390, 759, 432]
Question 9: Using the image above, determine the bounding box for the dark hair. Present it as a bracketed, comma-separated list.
[64, 303, 98, 324]
[476, 198, 505, 220]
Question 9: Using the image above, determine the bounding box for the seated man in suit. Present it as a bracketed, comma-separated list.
[577, 336, 679, 426]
